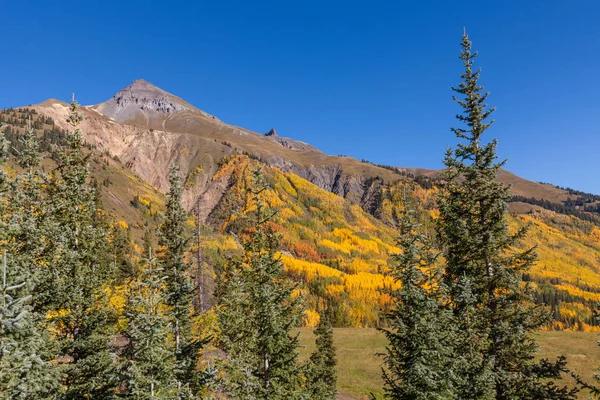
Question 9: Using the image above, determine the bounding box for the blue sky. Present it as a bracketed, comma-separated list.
[1, 1, 599, 193]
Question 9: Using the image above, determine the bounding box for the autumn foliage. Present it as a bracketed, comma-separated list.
[204, 155, 600, 330]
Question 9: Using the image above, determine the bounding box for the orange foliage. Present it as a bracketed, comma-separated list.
[293, 242, 321, 262]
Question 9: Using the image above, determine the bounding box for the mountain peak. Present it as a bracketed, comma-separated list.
[111, 79, 187, 112]
[93, 79, 206, 126]
[126, 79, 166, 94]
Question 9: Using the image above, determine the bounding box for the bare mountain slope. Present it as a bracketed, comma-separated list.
[33, 80, 579, 217]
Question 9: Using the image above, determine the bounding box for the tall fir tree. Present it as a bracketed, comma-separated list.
[305, 307, 337, 400]
[10, 121, 53, 304]
[43, 97, 116, 398]
[0, 123, 60, 398]
[0, 251, 60, 399]
[215, 165, 306, 400]
[108, 222, 136, 283]
[437, 30, 577, 399]
[380, 205, 454, 400]
[120, 249, 176, 399]
[158, 163, 204, 398]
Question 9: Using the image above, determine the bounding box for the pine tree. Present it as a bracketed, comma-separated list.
[108, 222, 136, 283]
[305, 307, 337, 400]
[380, 206, 454, 400]
[437, 30, 577, 399]
[215, 165, 306, 400]
[42, 97, 116, 398]
[158, 163, 205, 398]
[0, 251, 60, 399]
[11, 122, 61, 308]
[120, 249, 176, 399]
[0, 252, 60, 398]
[0, 121, 61, 399]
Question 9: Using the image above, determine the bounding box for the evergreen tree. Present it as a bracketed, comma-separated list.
[380, 206, 454, 400]
[5, 121, 46, 291]
[437, 30, 577, 399]
[215, 165, 306, 400]
[0, 133, 61, 399]
[158, 163, 204, 398]
[0, 121, 61, 399]
[108, 222, 136, 283]
[0, 251, 60, 399]
[43, 97, 116, 398]
[305, 307, 337, 400]
[120, 249, 176, 399]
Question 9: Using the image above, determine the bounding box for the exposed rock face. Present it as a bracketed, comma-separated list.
[264, 128, 278, 137]
[94, 79, 219, 128]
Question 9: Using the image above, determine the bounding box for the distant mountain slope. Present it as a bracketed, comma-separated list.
[5, 79, 598, 329]
[33, 80, 588, 218]
[406, 167, 572, 203]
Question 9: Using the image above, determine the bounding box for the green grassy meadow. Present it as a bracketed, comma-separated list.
[297, 328, 600, 399]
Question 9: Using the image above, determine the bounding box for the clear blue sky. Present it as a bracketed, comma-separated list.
[1, 1, 599, 193]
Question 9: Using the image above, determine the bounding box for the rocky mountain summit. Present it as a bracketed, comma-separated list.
[93, 79, 219, 129]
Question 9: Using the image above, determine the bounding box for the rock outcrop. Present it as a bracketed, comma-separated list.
[94, 79, 219, 129]
[263, 127, 319, 151]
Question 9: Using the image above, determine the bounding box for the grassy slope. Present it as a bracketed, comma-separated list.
[90, 155, 166, 238]
[298, 328, 600, 399]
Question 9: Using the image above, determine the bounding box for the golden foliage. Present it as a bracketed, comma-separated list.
[205, 155, 600, 328]
[304, 309, 321, 328]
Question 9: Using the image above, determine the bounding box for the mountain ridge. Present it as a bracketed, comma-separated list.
[27, 80, 593, 218]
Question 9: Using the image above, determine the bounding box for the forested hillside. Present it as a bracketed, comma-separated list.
[2, 105, 600, 331]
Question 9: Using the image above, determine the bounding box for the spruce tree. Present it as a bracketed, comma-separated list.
[108, 222, 136, 283]
[380, 206, 454, 400]
[158, 163, 204, 398]
[120, 249, 176, 399]
[10, 122, 56, 305]
[305, 307, 337, 400]
[0, 130, 62, 399]
[43, 97, 116, 398]
[215, 165, 306, 400]
[0, 121, 61, 398]
[0, 251, 60, 399]
[437, 30, 577, 399]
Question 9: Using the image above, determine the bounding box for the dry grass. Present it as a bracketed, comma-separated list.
[298, 328, 600, 399]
